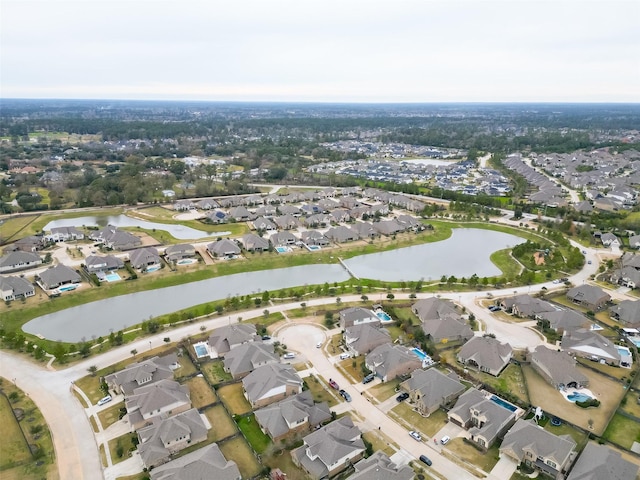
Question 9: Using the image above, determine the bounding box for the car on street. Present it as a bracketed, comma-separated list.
[440, 435, 451, 445]
[582, 250, 587, 254]
[283, 352, 296, 359]
[409, 430, 422, 441]
[262, 335, 271, 341]
[316, 342, 322, 348]
[363, 373, 375, 384]
[339, 389, 352, 402]
[329, 379, 340, 390]
[419, 455, 432, 466]
[396, 392, 409, 402]
[587, 260, 592, 264]
[97, 395, 112, 406]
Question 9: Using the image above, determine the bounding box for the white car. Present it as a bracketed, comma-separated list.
[316, 342, 322, 348]
[97, 395, 112, 406]
[283, 352, 296, 359]
[339, 352, 351, 360]
[409, 430, 422, 442]
[440, 435, 451, 445]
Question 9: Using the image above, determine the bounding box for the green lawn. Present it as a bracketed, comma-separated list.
[602, 413, 640, 449]
[0, 390, 32, 469]
[201, 360, 233, 385]
[107, 433, 138, 465]
[217, 383, 252, 415]
[237, 414, 272, 454]
[368, 379, 401, 403]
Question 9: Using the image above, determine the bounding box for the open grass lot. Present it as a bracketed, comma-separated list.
[368, 379, 401, 403]
[523, 364, 624, 435]
[263, 449, 310, 480]
[390, 403, 448, 437]
[174, 354, 197, 379]
[475, 363, 529, 406]
[362, 430, 396, 456]
[185, 376, 218, 408]
[107, 433, 138, 465]
[303, 375, 340, 407]
[0, 214, 42, 242]
[97, 402, 124, 430]
[217, 383, 252, 415]
[602, 413, 640, 450]
[237, 414, 272, 454]
[620, 390, 640, 419]
[446, 437, 501, 473]
[200, 360, 233, 385]
[337, 356, 367, 383]
[112, 473, 149, 480]
[203, 405, 237, 441]
[0, 380, 57, 480]
[219, 436, 262, 479]
[542, 420, 589, 450]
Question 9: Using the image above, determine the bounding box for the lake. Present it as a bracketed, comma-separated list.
[342, 228, 523, 281]
[43, 215, 227, 240]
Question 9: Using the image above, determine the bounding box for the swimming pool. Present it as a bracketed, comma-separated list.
[376, 311, 392, 322]
[306, 244, 321, 251]
[58, 284, 77, 292]
[628, 337, 640, 348]
[411, 347, 428, 360]
[104, 272, 121, 282]
[146, 265, 161, 272]
[177, 258, 197, 265]
[275, 246, 292, 253]
[193, 343, 209, 358]
[567, 392, 592, 403]
[490, 395, 518, 412]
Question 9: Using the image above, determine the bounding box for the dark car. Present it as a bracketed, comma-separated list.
[419, 455, 432, 466]
[396, 392, 409, 402]
[339, 389, 352, 402]
[363, 373, 375, 384]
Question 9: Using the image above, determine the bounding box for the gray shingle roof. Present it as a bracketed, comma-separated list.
[150, 443, 240, 480]
[458, 336, 513, 374]
[350, 451, 414, 480]
[254, 390, 330, 439]
[223, 342, 278, 377]
[38, 264, 81, 289]
[566, 442, 639, 480]
[530, 345, 588, 388]
[242, 363, 302, 405]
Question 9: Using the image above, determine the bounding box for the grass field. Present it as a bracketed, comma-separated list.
[185, 376, 218, 408]
[237, 414, 272, 454]
[217, 383, 252, 415]
[97, 402, 124, 430]
[204, 405, 237, 441]
[390, 402, 448, 437]
[542, 421, 589, 450]
[108, 433, 138, 465]
[174, 354, 198, 379]
[337, 356, 367, 383]
[263, 448, 310, 480]
[362, 430, 396, 456]
[446, 437, 501, 472]
[0, 391, 32, 469]
[368, 379, 401, 403]
[602, 413, 640, 449]
[200, 360, 233, 385]
[219, 436, 262, 479]
[303, 375, 340, 407]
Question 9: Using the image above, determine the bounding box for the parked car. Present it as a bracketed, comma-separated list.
[283, 352, 295, 359]
[587, 260, 592, 264]
[262, 335, 271, 341]
[396, 392, 409, 402]
[409, 430, 422, 442]
[329, 379, 340, 390]
[440, 435, 450, 445]
[339, 389, 352, 402]
[582, 250, 587, 254]
[339, 352, 351, 360]
[363, 373, 375, 384]
[97, 395, 112, 406]
[419, 454, 432, 466]
[316, 341, 322, 348]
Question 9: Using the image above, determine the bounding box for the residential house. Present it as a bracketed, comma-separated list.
[412, 297, 460, 323]
[279, 205, 302, 216]
[137, 408, 208, 468]
[566, 442, 640, 480]
[610, 266, 640, 289]
[104, 354, 178, 396]
[253, 216, 277, 232]
[223, 342, 279, 379]
[149, 443, 241, 480]
[402, 368, 465, 416]
[85, 254, 124, 274]
[126, 379, 191, 429]
[562, 329, 621, 366]
[206, 210, 228, 224]
[45, 226, 85, 242]
[329, 208, 350, 224]
[447, 388, 517, 451]
[273, 214, 300, 230]
[206, 239, 241, 258]
[254, 204, 277, 217]
[164, 244, 196, 263]
[529, 346, 589, 390]
[396, 215, 421, 230]
[567, 285, 611, 311]
[350, 451, 414, 480]
[254, 391, 331, 442]
[365, 344, 422, 382]
[500, 294, 556, 318]
[7, 235, 47, 252]
[228, 206, 253, 221]
[600, 232, 621, 247]
[301, 230, 330, 246]
[304, 213, 333, 228]
[339, 307, 380, 328]
[421, 317, 474, 344]
[373, 219, 405, 236]
[629, 234, 640, 249]
[344, 324, 391, 356]
[270, 231, 298, 247]
[325, 226, 358, 243]
[38, 265, 81, 290]
[500, 419, 577, 478]
[0, 275, 35, 302]
[242, 363, 303, 408]
[195, 198, 219, 210]
[239, 233, 270, 252]
[0, 251, 42, 273]
[129, 247, 161, 270]
[610, 300, 640, 328]
[457, 336, 513, 376]
[352, 221, 379, 240]
[291, 416, 365, 480]
[173, 199, 195, 211]
[89, 226, 142, 250]
[537, 309, 593, 335]
[207, 324, 260, 358]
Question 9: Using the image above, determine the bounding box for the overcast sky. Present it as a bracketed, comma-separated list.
[1, 0, 639, 102]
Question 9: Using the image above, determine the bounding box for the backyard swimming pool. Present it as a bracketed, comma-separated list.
[490, 395, 518, 412]
[146, 265, 161, 272]
[193, 343, 209, 358]
[177, 258, 197, 265]
[58, 284, 77, 292]
[305, 244, 321, 251]
[567, 392, 592, 402]
[275, 246, 291, 253]
[630, 337, 640, 348]
[376, 311, 392, 322]
[104, 272, 121, 282]
[411, 347, 435, 366]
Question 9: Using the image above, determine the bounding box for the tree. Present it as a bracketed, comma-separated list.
[87, 365, 98, 377]
[130, 349, 138, 358]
